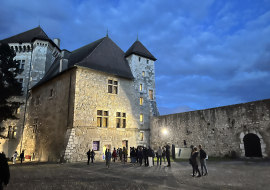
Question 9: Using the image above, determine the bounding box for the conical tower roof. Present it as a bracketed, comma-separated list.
[125, 40, 156, 61]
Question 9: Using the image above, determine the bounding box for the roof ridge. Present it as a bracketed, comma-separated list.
[76, 37, 106, 65]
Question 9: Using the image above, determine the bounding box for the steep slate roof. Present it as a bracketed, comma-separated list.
[33, 37, 134, 88]
[125, 40, 157, 61]
[0, 26, 60, 51]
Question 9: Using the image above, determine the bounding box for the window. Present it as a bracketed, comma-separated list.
[147, 60, 149, 64]
[140, 114, 144, 122]
[149, 90, 153, 100]
[20, 60, 25, 69]
[12, 127, 17, 139]
[97, 110, 109, 127]
[140, 132, 144, 141]
[36, 95, 40, 106]
[108, 79, 118, 94]
[7, 126, 12, 139]
[50, 89, 54, 97]
[142, 71, 145, 76]
[18, 78, 23, 83]
[140, 97, 143, 105]
[93, 141, 100, 151]
[140, 84, 142, 91]
[33, 119, 38, 133]
[139, 57, 141, 62]
[116, 112, 126, 128]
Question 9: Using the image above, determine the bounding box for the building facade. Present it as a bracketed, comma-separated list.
[0, 27, 159, 161]
[0, 27, 61, 157]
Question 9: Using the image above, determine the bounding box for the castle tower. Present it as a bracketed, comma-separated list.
[125, 39, 159, 146]
[0, 27, 60, 157]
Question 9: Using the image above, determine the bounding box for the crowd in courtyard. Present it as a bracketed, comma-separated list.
[86, 144, 208, 178]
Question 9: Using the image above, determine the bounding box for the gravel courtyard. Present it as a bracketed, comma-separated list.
[6, 159, 270, 190]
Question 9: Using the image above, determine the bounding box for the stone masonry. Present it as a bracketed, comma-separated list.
[150, 99, 270, 158]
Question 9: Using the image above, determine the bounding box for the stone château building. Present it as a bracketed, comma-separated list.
[0, 27, 159, 161]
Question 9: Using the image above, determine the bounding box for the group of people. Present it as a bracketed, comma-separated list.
[86, 149, 95, 165]
[12, 150, 24, 164]
[88, 144, 172, 169]
[190, 144, 208, 177]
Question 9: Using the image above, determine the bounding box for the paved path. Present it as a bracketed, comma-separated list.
[5, 160, 270, 190]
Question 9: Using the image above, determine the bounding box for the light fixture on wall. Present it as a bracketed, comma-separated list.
[163, 129, 168, 135]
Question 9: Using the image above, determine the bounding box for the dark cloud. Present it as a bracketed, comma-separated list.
[0, 0, 269, 116]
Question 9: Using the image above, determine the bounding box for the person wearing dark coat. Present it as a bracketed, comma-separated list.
[130, 148, 136, 166]
[143, 147, 148, 167]
[138, 148, 143, 166]
[191, 147, 201, 177]
[165, 144, 171, 167]
[0, 152, 10, 190]
[20, 151, 24, 164]
[87, 149, 91, 165]
[90, 149, 95, 163]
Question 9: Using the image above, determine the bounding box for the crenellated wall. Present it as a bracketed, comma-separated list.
[150, 99, 270, 158]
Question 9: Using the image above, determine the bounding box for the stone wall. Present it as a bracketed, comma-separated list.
[64, 67, 151, 162]
[22, 68, 76, 161]
[150, 99, 270, 158]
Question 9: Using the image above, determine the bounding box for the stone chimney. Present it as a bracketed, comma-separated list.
[59, 49, 70, 72]
[53, 38, 60, 48]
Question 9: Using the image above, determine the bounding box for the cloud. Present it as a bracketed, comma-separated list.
[0, 0, 269, 115]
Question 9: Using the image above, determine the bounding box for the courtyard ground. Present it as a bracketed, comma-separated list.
[5, 159, 270, 190]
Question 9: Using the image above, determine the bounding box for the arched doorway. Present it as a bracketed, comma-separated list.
[243, 133, 262, 157]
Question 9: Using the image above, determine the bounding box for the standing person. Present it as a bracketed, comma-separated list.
[135, 148, 139, 163]
[165, 144, 171, 167]
[20, 151, 24, 164]
[122, 147, 127, 165]
[147, 146, 153, 167]
[13, 151, 18, 165]
[0, 152, 10, 190]
[157, 146, 162, 166]
[105, 149, 112, 169]
[130, 148, 136, 166]
[152, 149, 155, 166]
[138, 148, 143, 166]
[143, 147, 148, 167]
[87, 149, 91, 165]
[162, 147, 166, 165]
[191, 147, 201, 177]
[199, 145, 208, 176]
[119, 148, 122, 162]
[90, 149, 95, 163]
[112, 148, 117, 162]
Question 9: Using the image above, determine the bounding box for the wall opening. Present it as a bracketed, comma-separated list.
[243, 133, 262, 157]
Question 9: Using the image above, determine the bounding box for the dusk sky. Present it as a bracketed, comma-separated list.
[0, 0, 269, 115]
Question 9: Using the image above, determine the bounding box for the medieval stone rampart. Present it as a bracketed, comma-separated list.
[150, 99, 270, 158]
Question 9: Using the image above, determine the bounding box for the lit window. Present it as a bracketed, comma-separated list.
[140, 84, 142, 91]
[97, 110, 109, 127]
[108, 79, 118, 94]
[140, 114, 144, 122]
[93, 141, 100, 151]
[142, 71, 145, 76]
[116, 112, 126, 128]
[140, 97, 143, 105]
[149, 90, 153, 100]
[140, 132, 144, 141]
